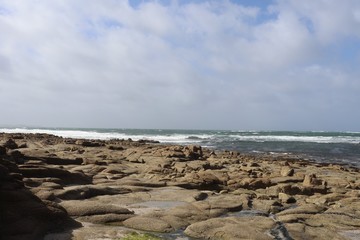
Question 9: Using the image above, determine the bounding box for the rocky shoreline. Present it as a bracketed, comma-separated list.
[1, 132, 360, 240]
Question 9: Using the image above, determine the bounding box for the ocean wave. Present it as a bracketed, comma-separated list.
[227, 134, 360, 144]
[0, 128, 212, 144]
[1, 128, 359, 145]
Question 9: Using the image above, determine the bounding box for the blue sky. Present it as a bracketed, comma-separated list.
[0, 0, 360, 131]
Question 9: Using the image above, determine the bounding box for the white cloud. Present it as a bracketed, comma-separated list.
[0, 0, 360, 130]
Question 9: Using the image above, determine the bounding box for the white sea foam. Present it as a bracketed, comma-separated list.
[228, 134, 360, 144]
[1, 128, 359, 144]
[0, 128, 209, 144]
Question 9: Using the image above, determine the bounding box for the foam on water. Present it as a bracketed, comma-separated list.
[1, 127, 359, 166]
[0, 128, 212, 144]
[228, 134, 360, 144]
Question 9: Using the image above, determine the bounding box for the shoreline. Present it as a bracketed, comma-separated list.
[1, 127, 360, 168]
[1, 132, 360, 240]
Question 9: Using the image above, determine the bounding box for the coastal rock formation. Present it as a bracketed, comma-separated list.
[0, 132, 359, 240]
[0, 157, 79, 240]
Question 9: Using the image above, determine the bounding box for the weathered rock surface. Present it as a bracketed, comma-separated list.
[184, 216, 275, 240]
[0, 158, 80, 240]
[1, 132, 359, 240]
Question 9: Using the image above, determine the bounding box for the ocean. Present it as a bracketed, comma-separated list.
[1, 127, 360, 167]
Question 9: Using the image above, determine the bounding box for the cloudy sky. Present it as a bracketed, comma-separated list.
[0, 0, 360, 131]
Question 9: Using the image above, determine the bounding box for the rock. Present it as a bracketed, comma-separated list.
[0, 146, 6, 155]
[270, 176, 303, 184]
[184, 216, 275, 240]
[286, 222, 349, 240]
[123, 216, 173, 233]
[1, 132, 360, 239]
[77, 213, 133, 224]
[280, 166, 295, 176]
[303, 174, 323, 186]
[184, 145, 203, 160]
[108, 145, 124, 151]
[278, 192, 296, 204]
[240, 177, 272, 190]
[18, 166, 91, 185]
[0, 159, 80, 240]
[3, 138, 18, 149]
[55, 185, 131, 200]
[305, 193, 345, 206]
[79, 140, 104, 147]
[192, 194, 245, 213]
[252, 199, 282, 213]
[276, 204, 327, 223]
[277, 204, 326, 216]
[305, 212, 360, 230]
[60, 200, 133, 216]
[43, 157, 83, 165]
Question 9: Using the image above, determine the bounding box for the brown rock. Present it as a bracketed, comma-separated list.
[280, 166, 295, 176]
[278, 192, 296, 204]
[303, 174, 323, 187]
[55, 185, 131, 200]
[18, 166, 91, 185]
[3, 138, 18, 149]
[123, 216, 173, 232]
[0, 159, 80, 240]
[184, 216, 275, 240]
[60, 200, 133, 216]
[286, 223, 349, 240]
[241, 177, 272, 190]
[77, 213, 133, 224]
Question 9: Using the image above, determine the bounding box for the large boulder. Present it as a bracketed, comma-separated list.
[0, 158, 80, 240]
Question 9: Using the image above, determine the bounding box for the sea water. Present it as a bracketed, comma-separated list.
[1, 128, 360, 167]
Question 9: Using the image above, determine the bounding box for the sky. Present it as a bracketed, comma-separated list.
[0, 0, 360, 131]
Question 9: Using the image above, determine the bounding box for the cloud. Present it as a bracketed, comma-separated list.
[0, 0, 360, 130]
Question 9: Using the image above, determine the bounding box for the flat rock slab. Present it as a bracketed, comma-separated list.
[123, 216, 173, 233]
[55, 185, 131, 200]
[60, 200, 133, 216]
[184, 216, 275, 240]
[285, 222, 350, 240]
